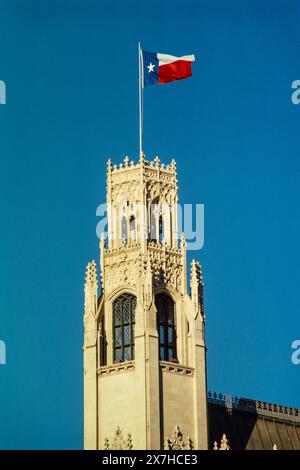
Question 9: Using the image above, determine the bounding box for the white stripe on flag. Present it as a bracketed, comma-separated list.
[157, 53, 195, 66]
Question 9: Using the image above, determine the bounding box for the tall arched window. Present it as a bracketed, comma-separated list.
[129, 215, 136, 241]
[150, 198, 159, 241]
[113, 293, 136, 362]
[155, 293, 177, 362]
[159, 215, 163, 242]
[121, 216, 127, 244]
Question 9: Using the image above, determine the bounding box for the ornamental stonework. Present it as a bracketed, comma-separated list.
[164, 426, 193, 450]
[149, 247, 183, 291]
[146, 181, 176, 204]
[104, 427, 133, 450]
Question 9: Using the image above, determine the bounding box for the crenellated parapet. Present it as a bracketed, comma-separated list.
[107, 154, 177, 176]
[106, 154, 178, 207]
[208, 391, 300, 423]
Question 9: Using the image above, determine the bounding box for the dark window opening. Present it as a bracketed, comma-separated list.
[113, 293, 136, 362]
[155, 293, 177, 362]
[129, 215, 135, 232]
[150, 199, 159, 241]
[159, 215, 163, 242]
[121, 216, 127, 243]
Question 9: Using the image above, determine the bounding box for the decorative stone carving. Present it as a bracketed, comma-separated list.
[84, 154, 209, 450]
[104, 426, 133, 450]
[164, 425, 193, 450]
[150, 249, 183, 291]
[104, 243, 183, 294]
[213, 434, 230, 450]
[84, 260, 98, 319]
[190, 260, 204, 319]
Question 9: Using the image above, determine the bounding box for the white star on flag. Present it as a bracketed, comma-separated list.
[147, 62, 155, 73]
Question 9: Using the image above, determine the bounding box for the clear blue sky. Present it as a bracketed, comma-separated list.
[0, 0, 299, 450]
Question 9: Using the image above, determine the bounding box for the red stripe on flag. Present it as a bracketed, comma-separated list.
[158, 60, 193, 84]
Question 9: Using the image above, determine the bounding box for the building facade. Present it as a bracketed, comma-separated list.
[83, 154, 208, 450]
[208, 393, 300, 450]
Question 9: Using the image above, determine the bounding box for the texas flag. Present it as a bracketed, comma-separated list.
[142, 50, 195, 87]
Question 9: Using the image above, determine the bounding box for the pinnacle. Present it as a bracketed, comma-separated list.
[85, 260, 98, 287]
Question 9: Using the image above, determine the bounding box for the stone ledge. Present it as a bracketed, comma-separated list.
[98, 361, 135, 377]
[160, 361, 194, 376]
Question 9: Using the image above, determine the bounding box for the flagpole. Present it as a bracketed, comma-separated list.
[138, 42, 143, 156]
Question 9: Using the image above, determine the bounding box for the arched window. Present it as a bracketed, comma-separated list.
[155, 293, 177, 362]
[159, 215, 163, 242]
[121, 216, 127, 244]
[129, 215, 135, 237]
[150, 198, 159, 241]
[113, 293, 136, 362]
[150, 215, 157, 241]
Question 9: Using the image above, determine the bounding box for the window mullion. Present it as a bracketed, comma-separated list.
[122, 317, 125, 361]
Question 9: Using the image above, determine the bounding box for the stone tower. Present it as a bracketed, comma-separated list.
[83, 153, 208, 450]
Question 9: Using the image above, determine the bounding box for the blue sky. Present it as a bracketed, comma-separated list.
[0, 0, 299, 449]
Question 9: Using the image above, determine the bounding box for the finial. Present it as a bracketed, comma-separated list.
[154, 156, 160, 168]
[171, 158, 177, 172]
[124, 156, 129, 168]
[181, 232, 186, 247]
[107, 158, 112, 173]
[84, 260, 98, 288]
[190, 259, 203, 285]
[220, 434, 230, 450]
[213, 434, 230, 450]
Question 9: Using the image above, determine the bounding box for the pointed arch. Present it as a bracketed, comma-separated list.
[149, 196, 159, 241]
[121, 216, 127, 244]
[155, 293, 177, 362]
[113, 293, 136, 362]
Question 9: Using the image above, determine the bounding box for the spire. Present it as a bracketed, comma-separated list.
[171, 158, 177, 174]
[100, 233, 106, 288]
[84, 260, 98, 318]
[181, 232, 186, 248]
[85, 260, 98, 288]
[190, 260, 204, 319]
[181, 233, 187, 295]
[107, 158, 112, 176]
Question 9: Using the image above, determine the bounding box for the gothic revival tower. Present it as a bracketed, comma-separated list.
[83, 154, 208, 450]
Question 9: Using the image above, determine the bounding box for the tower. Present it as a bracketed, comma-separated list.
[83, 154, 208, 450]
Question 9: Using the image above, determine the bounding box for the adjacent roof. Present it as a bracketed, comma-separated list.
[208, 392, 300, 450]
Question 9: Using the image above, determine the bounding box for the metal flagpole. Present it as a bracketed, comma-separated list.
[138, 42, 143, 156]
